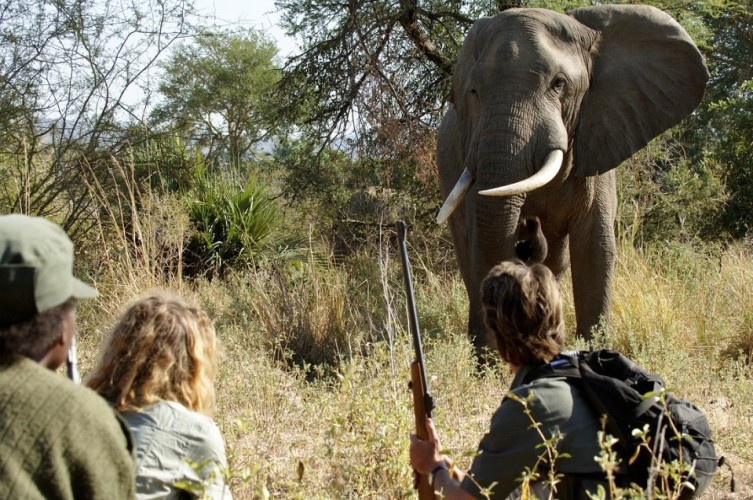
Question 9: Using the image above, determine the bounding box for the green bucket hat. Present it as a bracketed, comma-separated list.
[0, 214, 97, 326]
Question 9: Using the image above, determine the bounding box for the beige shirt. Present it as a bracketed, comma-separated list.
[122, 400, 232, 500]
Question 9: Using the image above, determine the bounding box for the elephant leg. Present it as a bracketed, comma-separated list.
[542, 232, 570, 279]
[570, 221, 615, 340]
[467, 227, 492, 364]
[467, 290, 492, 363]
[449, 209, 493, 363]
[569, 193, 617, 341]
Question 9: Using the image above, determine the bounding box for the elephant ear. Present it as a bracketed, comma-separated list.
[569, 5, 709, 177]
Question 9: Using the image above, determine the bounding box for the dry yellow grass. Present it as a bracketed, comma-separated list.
[74, 220, 752, 498]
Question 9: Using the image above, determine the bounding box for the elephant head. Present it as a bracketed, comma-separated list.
[436, 5, 708, 357]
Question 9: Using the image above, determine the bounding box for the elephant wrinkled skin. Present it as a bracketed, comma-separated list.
[436, 5, 709, 358]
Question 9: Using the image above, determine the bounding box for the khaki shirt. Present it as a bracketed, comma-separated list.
[460, 364, 608, 499]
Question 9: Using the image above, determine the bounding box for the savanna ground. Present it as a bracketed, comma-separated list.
[69, 207, 752, 499]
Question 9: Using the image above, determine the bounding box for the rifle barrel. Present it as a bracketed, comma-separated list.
[396, 220, 432, 417]
[66, 336, 80, 383]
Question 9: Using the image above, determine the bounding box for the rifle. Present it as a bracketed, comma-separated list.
[66, 336, 80, 383]
[396, 220, 435, 499]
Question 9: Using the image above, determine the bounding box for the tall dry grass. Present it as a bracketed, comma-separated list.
[73, 186, 751, 499]
[73, 158, 190, 374]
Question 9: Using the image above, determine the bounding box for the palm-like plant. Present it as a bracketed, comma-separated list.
[186, 173, 280, 277]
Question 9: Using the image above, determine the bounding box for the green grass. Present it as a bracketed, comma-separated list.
[72, 201, 751, 499]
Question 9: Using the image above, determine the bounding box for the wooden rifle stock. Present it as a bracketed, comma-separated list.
[397, 220, 435, 500]
[411, 361, 434, 499]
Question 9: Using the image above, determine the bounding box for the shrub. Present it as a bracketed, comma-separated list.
[617, 133, 727, 246]
[126, 133, 204, 194]
[184, 172, 281, 278]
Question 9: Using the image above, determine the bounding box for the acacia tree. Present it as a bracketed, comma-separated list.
[274, 1, 603, 211]
[277, 0, 473, 144]
[0, 0, 197, 238]
[275, 0, 753, 242]
[271, 0, 478, 218]
[152, 30, 281, 168]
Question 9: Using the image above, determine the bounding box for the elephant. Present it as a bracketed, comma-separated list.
[436, 5, 709, 358]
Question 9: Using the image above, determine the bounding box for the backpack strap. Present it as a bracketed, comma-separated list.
[522, 352, 582, 385]
[523, 352, 631, 447]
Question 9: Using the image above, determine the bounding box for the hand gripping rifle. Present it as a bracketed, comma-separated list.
[396, 221, 435, 499]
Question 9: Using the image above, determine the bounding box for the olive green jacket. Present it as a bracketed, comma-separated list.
[0, 354, 135, 499]
[460, 364, 608, 499]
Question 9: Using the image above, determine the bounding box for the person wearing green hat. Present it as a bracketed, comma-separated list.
[0, 214, 135, 499]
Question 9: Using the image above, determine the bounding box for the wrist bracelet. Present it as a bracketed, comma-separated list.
[429, 462, 449, 487]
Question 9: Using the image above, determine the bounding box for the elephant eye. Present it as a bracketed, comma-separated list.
[470, 88, 478, 95]
[552, 76, 566, 93]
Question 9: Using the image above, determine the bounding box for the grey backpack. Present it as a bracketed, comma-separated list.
[524, 349, 719, 498]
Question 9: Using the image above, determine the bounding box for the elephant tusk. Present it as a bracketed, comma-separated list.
[478, 150, 564, 197]
[436, 168, 473, 224]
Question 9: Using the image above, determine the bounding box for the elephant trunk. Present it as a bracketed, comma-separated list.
[473, 195, 523, 268]
[466, 193, 524, 351]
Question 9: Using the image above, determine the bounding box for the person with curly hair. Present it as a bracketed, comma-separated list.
[409, 260, 608, 499]
[0, 214, 135, 499]
[88, 293, 232, 499]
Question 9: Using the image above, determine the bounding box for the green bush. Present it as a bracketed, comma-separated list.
[707, 80, 753, 239]
[616, 133, 727, 246]
[184, 172, 281, 278]
[127, 133, 204, 194]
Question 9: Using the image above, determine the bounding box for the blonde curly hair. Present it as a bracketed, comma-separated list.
[87, 293, 218, 415]
[480, 260, 565, 367]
